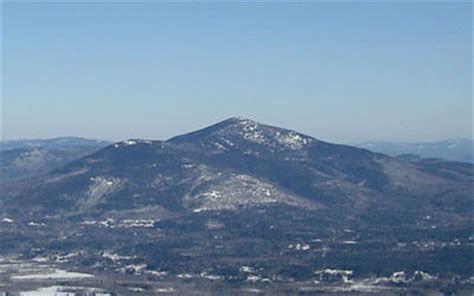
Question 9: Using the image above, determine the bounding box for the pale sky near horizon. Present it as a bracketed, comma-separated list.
[2, 2, 472, 143]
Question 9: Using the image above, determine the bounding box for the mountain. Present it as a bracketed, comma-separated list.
[6, 117, 471, 216]
[0, 138, 111, 181]
[1, 118, 473, 294]
[355, 138, 474, 163]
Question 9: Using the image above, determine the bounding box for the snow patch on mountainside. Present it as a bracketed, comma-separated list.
[186, 173, 314, 212]
[276, 130, 311, 150]
[239, 120, 266, 144]
[114, 140, 153, 148]
[79, 176, 126, 207]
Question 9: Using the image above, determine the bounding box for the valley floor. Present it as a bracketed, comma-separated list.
[1, 256, 472, 296]
[1, 206, 473, 295]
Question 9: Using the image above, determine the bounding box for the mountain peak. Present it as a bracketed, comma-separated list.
[215, 117, 258, 127]
[168, 117, 315, 153]
[224, 116, 250, 122]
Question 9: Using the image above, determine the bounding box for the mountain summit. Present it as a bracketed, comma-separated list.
[169, 117, 315, 154]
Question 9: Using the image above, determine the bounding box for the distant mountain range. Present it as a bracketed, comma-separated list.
[354, 138, 473, 163]
[0, 136, 111, 151]
[0, 137, 111, 181]
[1, 118, 472, 294]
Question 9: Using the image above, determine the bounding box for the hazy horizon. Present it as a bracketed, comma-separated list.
[1, 115, 472, 145]
[2, 2, 472, 143]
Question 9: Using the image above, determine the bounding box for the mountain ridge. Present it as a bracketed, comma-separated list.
[0, 136, 111, 151]
[355, 138, 473, 163]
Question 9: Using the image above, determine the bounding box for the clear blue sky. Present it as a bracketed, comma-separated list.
[2, 2, 472, 143]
